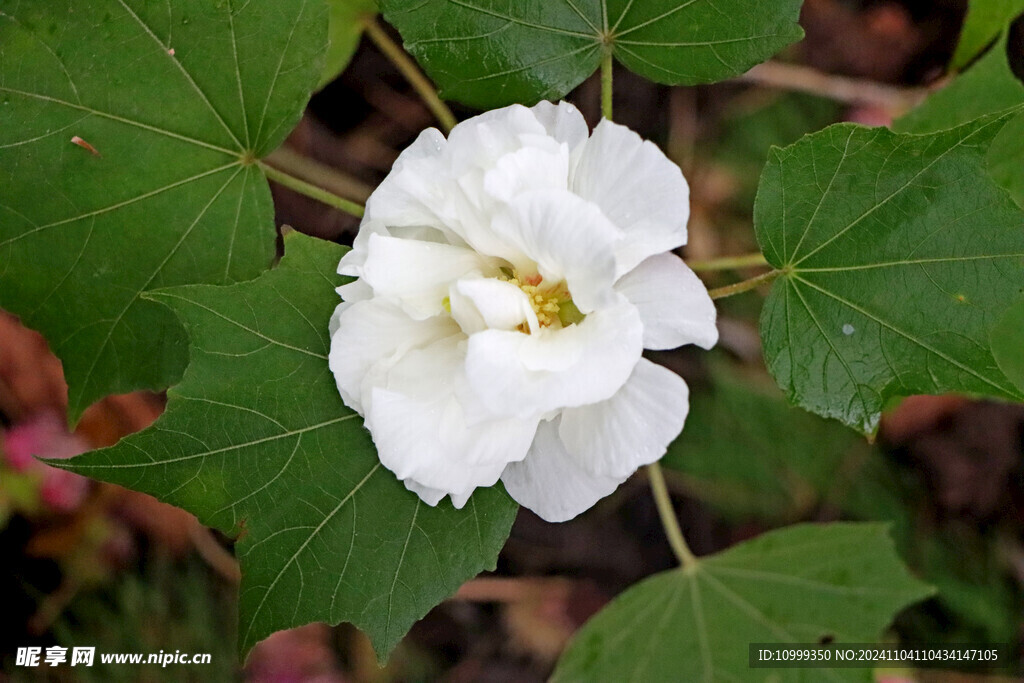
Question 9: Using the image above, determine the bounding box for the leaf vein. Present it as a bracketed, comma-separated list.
[114, 0, 243, 149]
[795, 275, 1019, 397]
[240, 462, 381, 646]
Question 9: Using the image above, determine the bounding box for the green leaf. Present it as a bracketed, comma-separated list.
[0, 0, 326, 421]
[663, 366, 871, 523]
[756, 116, 1024, 434]
[551, 523, 933, 683]
[987, 111, 1024, 208]
[992, 297, 1024, 390]
[896, 33, 1024, 209]
[321, 0, 378, 90]
[896, 35, 1024, 136]
[380, 0, 804, 109]
[55, 232, 518, 659]
[951, 0, 1024, 69]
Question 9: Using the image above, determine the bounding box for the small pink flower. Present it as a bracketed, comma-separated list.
[3, 412, 91, 512]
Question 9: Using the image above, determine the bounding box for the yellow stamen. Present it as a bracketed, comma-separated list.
[503, 269, 576, 331]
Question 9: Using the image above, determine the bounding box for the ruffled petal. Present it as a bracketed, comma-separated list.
[483, 144, 570, 204]
[559, 358, 689, 478]
[335, 278, 373, 307]
[615, 253, 719, 350]
[445, 104, 549, 176]
[403, 479, 447, 506]
[338, 219, 388, 276]
[530, 100, 589, 151]
[572, 120, 690, 276]
[501, 418, 628, 522]
[449, 277, 539, 335]
[363, 128, 460, 239]
[328, 298, 458, 413]
[404, 477, 482, 510]
[464, 296, 643, 418]
[364, 338, 539, 497]
[443, 106, 564, 260]
[361, 233, 499, 320]
[490, 190, 620, 312]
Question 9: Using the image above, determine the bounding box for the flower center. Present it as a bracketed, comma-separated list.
[503, 269, 584, 331]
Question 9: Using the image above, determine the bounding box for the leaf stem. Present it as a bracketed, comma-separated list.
[647, 462, 699, 569]
[264, 146, 372, 203]
[362, 17, 457, 133]
[708, 269, 780, 300]
[258, 162, 365, 218]
[601, 50, 614, 121]
[687, 253, 769, 272]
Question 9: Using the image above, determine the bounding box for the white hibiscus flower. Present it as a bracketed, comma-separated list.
[328, 101, 717, 522]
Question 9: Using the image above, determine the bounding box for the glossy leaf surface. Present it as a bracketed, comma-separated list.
[0, 0, 326, 420]
[380, 0, 803, 108]
[756, 117, 1024, 433]
[552, 524, 932, 682]
[57, 233, 519, 659]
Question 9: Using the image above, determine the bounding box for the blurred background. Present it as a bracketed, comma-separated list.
[2, 0, 1022, 680]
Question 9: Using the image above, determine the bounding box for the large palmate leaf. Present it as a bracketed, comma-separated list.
[551, 524, 933, 682]
[55, 232, 518, 659]
[0, 0, 326, 421]
[380, 0, 804, 108]
[755, 116, 1024, 434]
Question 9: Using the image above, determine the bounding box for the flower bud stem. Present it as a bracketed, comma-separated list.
[647, 462, 699, 569]
[708, 269, 781, 300]
[362, 17, 458, 134]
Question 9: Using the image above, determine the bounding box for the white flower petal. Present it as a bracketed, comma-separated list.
[403, 479, 447, 506]
[338, 219, 388, 276]
[364, 128, 459, 237]
[365, 338, 539, 496]
[490, 190, 619, 312]
[572, 120, 690, 275]
[403, 477, 481, 510]
[335, 278, 373, 307]
[442, 107, 561, 260]
[464, 296, 643, 418]
[559, 358, 689, 478]
[446, 104, 549, 176]
[501, 418, 628, 522]
[361, 233, 498, 320]
[449, 277, 539, 335]
[328, 299, 458, 413]
[328, 302, 346, 337]
[483, 144, 570, 204]
[402, 479, 483, 510]
[330, 103, 714, 523]
[615, 253, 719, 350]
[530, 100, 589, 151]
[449, 489, 475, 509]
